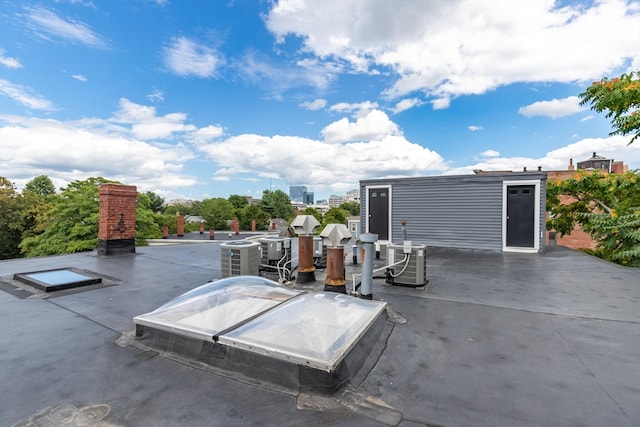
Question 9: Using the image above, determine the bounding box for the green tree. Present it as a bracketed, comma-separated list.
[547, 170, 640, 266]
[135, 206, 162, 244]
[165, 200, 198, 216]
[24, 175, 56, 200]
[135, 193, 163, 244]
[238, 204, 269, 230]
[0, 177, 55, 259]
[141, 191, 166, 213]
[259, 189, 295, 220]
[0, 178, 25, 259]
[339, 201, 360, 216]
[19, 190, 52, 240]
[200, 198, 235, 229]
[228, 194, 249, 210]
[323, 207, 349, 225]
[580, 71, 640, 145]
[20, 177, 114, 256]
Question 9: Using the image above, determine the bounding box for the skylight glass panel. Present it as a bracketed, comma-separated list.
[218, 292, 387, 371]
[134, 276, 301, 341]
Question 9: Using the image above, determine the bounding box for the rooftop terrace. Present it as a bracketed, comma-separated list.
[1, 237, 639, 426]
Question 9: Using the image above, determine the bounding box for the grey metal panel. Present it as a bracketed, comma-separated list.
[391, 180, 503, 250]
[538, 178, 547, 253]
[360, 173, 547, 251]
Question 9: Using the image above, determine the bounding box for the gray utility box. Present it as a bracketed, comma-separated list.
[220, 241, 260, 278]
[386, 243, 428, 287]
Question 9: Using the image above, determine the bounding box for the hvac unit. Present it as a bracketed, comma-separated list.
[259, 237, 291, 267]
[313, 236, 327, 268]
[385, 242, 428, 287]
[220, 241, 260, 278]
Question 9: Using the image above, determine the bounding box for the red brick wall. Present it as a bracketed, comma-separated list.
[546, 172, 598, 250]
[98, 184, 137, 241]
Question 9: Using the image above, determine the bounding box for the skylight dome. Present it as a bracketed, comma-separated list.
[133, 276, 390, 392]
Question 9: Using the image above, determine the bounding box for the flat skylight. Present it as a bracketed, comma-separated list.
[14, 269, 102, 292]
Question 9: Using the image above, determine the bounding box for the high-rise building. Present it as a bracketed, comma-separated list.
[328, 194, 345, 208]
[289, 185, 307, 203]
[305, 191, 314, 205]
[345, 189, 360, 203]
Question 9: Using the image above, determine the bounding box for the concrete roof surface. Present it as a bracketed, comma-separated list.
[1, 241, 639, 427]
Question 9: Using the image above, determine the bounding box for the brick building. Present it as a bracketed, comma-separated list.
[546, 153, 629, 250]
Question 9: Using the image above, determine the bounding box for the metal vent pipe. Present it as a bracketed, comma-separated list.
[359, 233, 378, 300]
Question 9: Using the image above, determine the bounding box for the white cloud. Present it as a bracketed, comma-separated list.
[163, 36, 222, 78]
[519, 96, 585, 119]
[266, 0, 639, 106]
[71, 74, 87, 82]
[196, 131, 446, 195]
[321, 109, 400, 143]
[112, 98, 196, 140]
[147, 89, 164, 103]
[0, 50, 23, 69]
[480, 150, 500, 157]
[448, 135, 640, 175]
[0, 115, 197, 192]
[299, 99, 326, 110]
[390, 98, 424, 114]
[191, 125, 224, 145]
[431, 97, 450, 110]
[236, 51, 338, 97]
[0, 79, 54, 110]
[22, 6, 109, 49]
[580, 115, 594, 122]
[329, 101, 378, 118]
[468, 125, 484, 131]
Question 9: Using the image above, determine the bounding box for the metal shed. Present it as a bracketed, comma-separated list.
[359, 172, 547, 253]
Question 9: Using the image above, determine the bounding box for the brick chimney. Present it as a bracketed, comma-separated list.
[97, 183, 137, 255]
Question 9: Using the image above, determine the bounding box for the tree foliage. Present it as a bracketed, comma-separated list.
[200, 198, 235, 230]
[339, 201, 360, 216]
[24, 175, 56, 200]
[141, 191, 166, 213]
[0, 177, 55, 259]
[20, 177, 113, 256]
[323, 207, 350, 226]
[135, 206, 163, 244]
[259, 190, 295, 220]
[547, 170, 640, 266]
[579, 71, 640, 145]
[0, 178, 26, 259]
[238, 204, 269, 230]
[228, 194, 249, 210]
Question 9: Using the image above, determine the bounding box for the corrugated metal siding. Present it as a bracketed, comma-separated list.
[360, 173, 546, 252]
[392, 180, 503, 250]
[538, 178, 547, 252]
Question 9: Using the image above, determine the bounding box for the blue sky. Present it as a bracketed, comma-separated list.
[1, 0, 639, 203]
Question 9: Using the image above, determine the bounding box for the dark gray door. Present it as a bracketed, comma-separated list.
[368, 188, 389, 240]
[506, 185, 535, 247]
